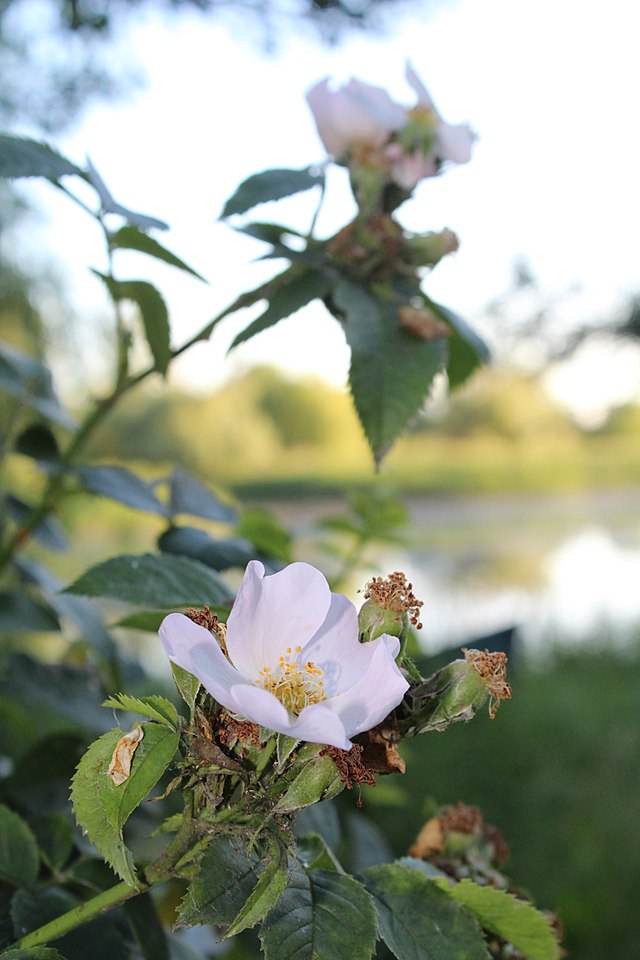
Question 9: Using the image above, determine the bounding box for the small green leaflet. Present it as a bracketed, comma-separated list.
[117, 280, 171, 376]
[221, 167, 324, 218]
[71, 722, 179, 886]
[110, 226, 207, 283]
[443, 880, 561, 960]
[0, 134, 83, 180]
[102, 694, 179, 730]
[230, 268, 332, 350]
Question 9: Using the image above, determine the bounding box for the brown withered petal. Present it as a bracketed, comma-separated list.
[108, 725, 144, 786]
[399, 305, 451, 341]
[359, 719, 406, 775]
[409, 817, 443, 859]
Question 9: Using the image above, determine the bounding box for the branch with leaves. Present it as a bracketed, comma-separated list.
[0, 65, 561, 960]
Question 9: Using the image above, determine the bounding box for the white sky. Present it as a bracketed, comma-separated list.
[13, 0, 640, 416]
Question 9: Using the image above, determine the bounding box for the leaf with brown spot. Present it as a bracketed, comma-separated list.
[107, 726, 144, 786]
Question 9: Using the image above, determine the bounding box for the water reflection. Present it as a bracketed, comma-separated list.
[282, 490, 640, 657]
[390, 499, 640, 656]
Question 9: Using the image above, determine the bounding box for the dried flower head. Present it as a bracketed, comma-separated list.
[439, 802, 483, 836]
[320, 743, 376, 807]
[185, 607, 228, 654]
[462, 648, 512, 718]
[364, 571, 423, 629]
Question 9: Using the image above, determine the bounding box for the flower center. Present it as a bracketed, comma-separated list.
[258, 646, 326, 715]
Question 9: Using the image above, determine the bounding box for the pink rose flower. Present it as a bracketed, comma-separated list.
[159, 560, 409, 750]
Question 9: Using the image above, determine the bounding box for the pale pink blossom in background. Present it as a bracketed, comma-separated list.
[306, 77, 406, 158]
[405, 60, 475, 167]
[159, 560, 409, 750]
[306, 63, 474, 191]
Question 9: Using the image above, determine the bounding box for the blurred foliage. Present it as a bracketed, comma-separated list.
[81, 363, 640, 494]
[0, 0, 426, 133]
[355, 644, 640, 960]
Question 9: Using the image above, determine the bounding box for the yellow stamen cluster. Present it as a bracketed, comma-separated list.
[462, 648, 512, 718]
[257, 645, 326, 715]
[364, 571, 424, 629]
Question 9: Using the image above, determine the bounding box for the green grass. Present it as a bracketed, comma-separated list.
[358, 644, 640, 960]
[230, 433, 640, 499]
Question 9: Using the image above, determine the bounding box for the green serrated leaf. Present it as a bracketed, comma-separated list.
[119, 280, 171, 375]
[0, 134, 82, 180]
[74, 465, 167, 516]
[230, 268, 331, 350]
[177, 834, 261, 927]
[260, 861, 377, 960]
[171, 664, 200, 714]
[110, 226, 207, 283]
[361, 864, 490, 960]
[71, 723, 178, 886]
[335, 280, 446, 465]
[224, 848, 289, 939]
[0, 804, 40, 887]
[221, 167, 324, 217]
[102, 694, 178, 730]
[445, 880, 561, 960]
[69, 729, 137, 885]
[64, 553, 231, 608]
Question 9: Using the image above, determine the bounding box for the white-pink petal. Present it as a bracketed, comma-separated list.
[301, 592, 378, 696]
[288, 704, 351, 750]
[324, 640, 409, 738]
[405, 60, 436, 111]
[230, 685, 351, 749]
[225, 561, 331, 680]
[159, 613, 248, 714]
[306, 77, 405, 158]
[437, 123, 475, 165]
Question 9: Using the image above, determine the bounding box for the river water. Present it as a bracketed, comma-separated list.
[266, 488, 640, 658]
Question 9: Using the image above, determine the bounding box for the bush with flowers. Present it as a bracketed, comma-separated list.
[0, 66, 560, 960]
